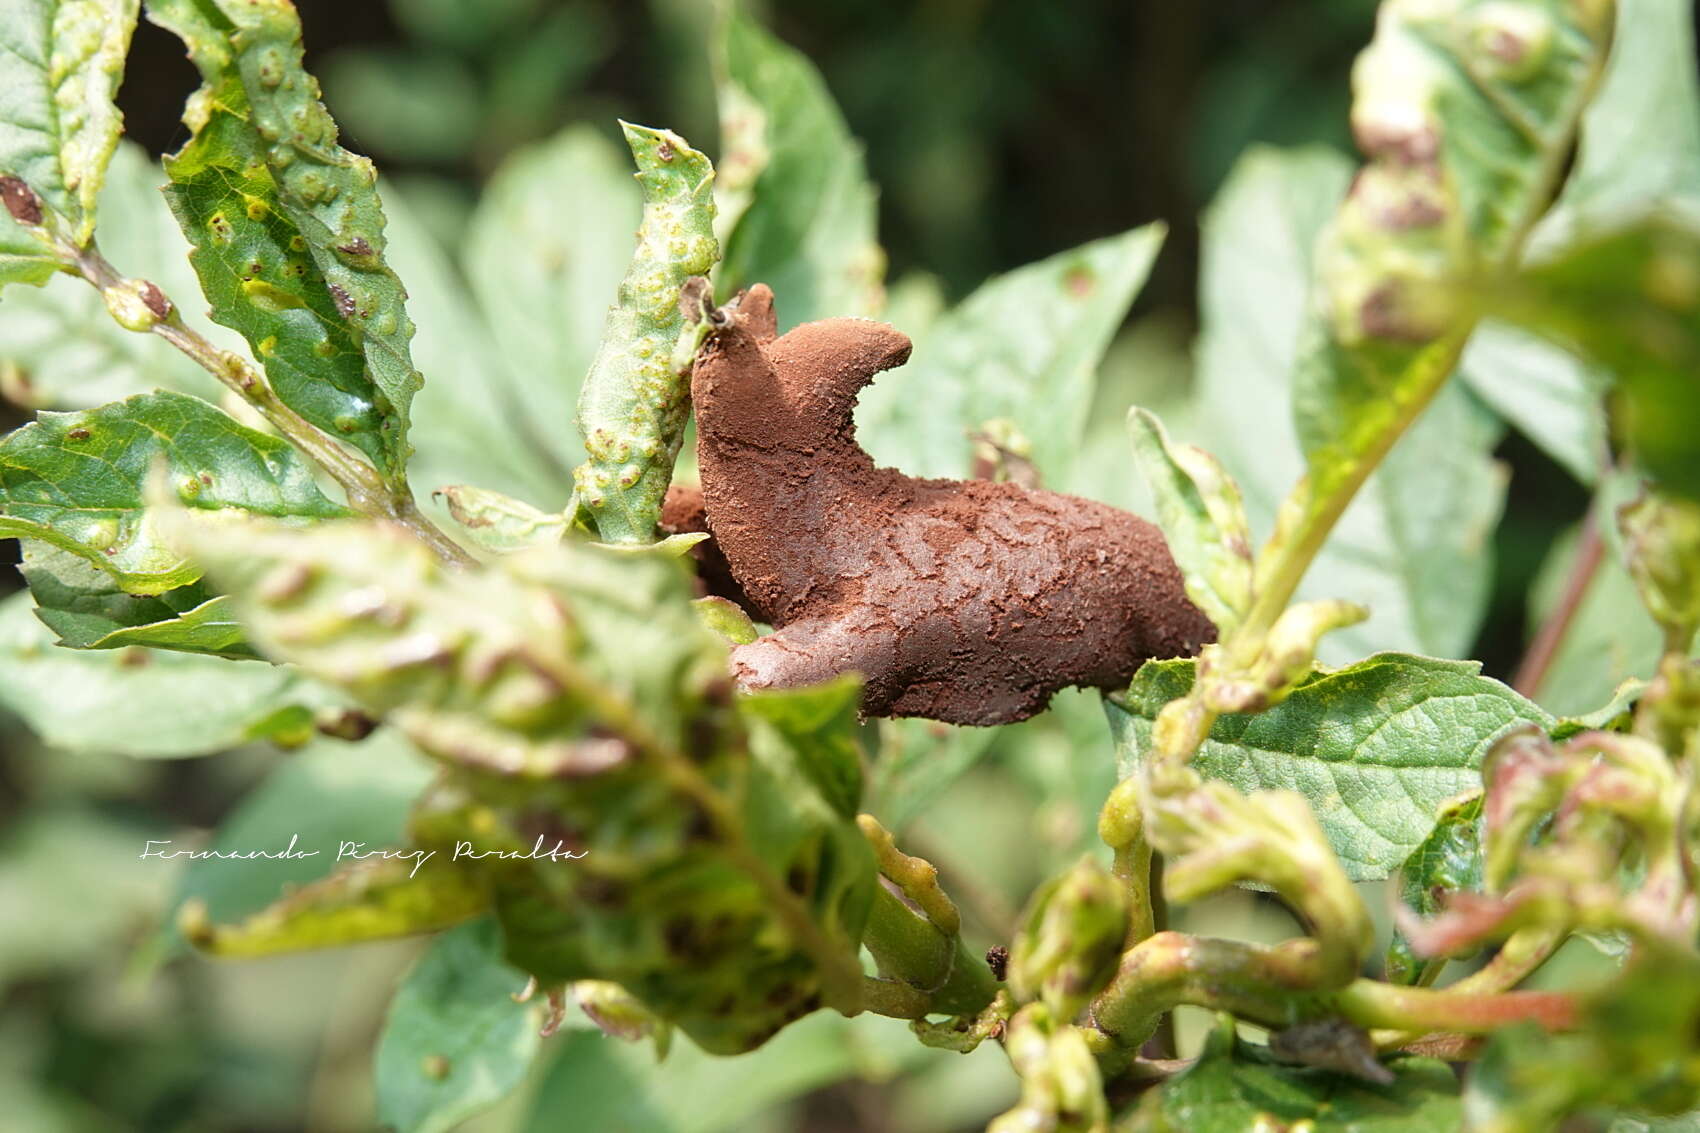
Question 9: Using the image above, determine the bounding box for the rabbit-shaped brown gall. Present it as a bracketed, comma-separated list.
[689, 284, 1214, 726]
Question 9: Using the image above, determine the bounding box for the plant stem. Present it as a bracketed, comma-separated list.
[1514, 510, 1605, 698]
[66, 243, 475, 568]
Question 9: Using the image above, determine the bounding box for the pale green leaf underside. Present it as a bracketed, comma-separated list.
[21, 540, 252, 655]
[1110, 653, 1552, 880]
[0, 390, 346, 594]
[715, 5, 883, 328]
[0, 590, 328, 757]
[855, 224, 1164, 490]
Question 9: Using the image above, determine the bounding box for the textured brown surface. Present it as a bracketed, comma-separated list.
[659, 481, 755, 612]
[691, 284, 1214, 726]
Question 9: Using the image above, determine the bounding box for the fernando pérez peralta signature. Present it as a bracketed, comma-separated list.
[139, 835, 586, 878]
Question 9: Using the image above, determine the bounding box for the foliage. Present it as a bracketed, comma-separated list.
[0, 0, 1697, 1130]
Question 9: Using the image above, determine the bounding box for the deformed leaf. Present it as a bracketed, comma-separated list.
[0, 590, 329, 757]
[1128, 1020, 1462, 1132]
[161, 80, 403, 478]
[438, 484, 565, 554]
[181, 856, 488, 957]
[855, 225, 1165, 489]
[1128, 407, 1253, 635]
[374, 918, 542, 1133]
[150, 0, 424, 483]
[1110, 653, 1552, 879]
[1293, 0, 1613, 507]
[714, 4, 883, 327]
[0, 0, 138, 267]
[572, 123, 718, 545]
[0, 390, 346, 593]
[1385, 792, 1485, 984]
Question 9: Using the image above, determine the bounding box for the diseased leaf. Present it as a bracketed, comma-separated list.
[571, 122, 718, 544]
[0, 0, 137, 267]
[1292, 0, 1613, 507]
[149, 0, 424, 483]
[0, 589, 329, 757]
[21, 541, 252, 655]
[462, 126, 640, 485]
[855, 225, 1164, 488]
[1193, 147, 1507, 661]
[1109, 653, 1552, 879]
[375, 918, 542, 1133]
[1385, 792, 1485, 985]
[160, 78, 402, 477]
[0, 390, 346, 594]
[1128, 407, 1254, 635]
[0, 142, 231, 410]
[714, 4, 883, 327]
[170, 729, 435, 932]
[1129, 1021, 1461, 1132]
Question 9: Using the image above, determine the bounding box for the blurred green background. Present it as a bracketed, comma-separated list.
[0, 0, 1645, 1129]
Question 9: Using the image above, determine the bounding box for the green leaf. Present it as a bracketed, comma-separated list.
[1110, 653, 1552, 880]
[740, 674, 865, 821]
[0, 0, 137, 261]
[572, 122, 719, 545]
[1543, 0, 1700, 234]
[149, 0, 423, 484]
[1129, 407, 1254, 635]
[714, 3, 882, 327]
[374, 918, 542, 1133]
[21, 540, 253, 655]
[1490, 216, 1700, 500]
[381, 178, 564, 507]
[1385, 792, 1484, 984]
[1292, 0, 1613, 507]
[462, 125, 640, 486]
[171, 729, 435, 931]
[0, 389, 346, 593]
[1193, 147, 1507, 661]
[0, 142, 232, 410]
[855, 224, 1164, 489]
[1459, 321, 1608, 486]
[1131, 1021, 1461, 1132]
[437, 484, 565, 554]
[522, 1013, 936, 1133]
[0, 589, 328, 757]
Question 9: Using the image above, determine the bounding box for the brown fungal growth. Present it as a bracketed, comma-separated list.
[688, 284, 1215, 726]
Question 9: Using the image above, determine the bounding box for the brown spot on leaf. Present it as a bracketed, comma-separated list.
[327, 282, 356, 319]
[0, 177, 42, 226]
